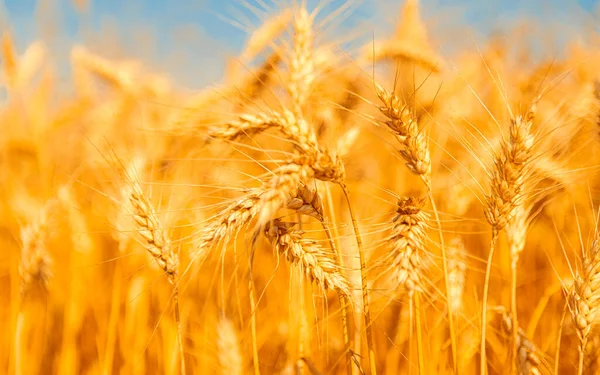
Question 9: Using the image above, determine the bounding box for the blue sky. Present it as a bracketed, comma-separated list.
[1, 0, 599, 88]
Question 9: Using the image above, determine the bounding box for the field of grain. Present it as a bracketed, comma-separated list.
[2, 0, 600, 374]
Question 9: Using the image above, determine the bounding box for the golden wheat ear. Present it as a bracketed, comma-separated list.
[121, 168, 186, 375]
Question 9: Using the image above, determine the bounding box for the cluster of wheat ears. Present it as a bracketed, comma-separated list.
[3, 0, 600, 374]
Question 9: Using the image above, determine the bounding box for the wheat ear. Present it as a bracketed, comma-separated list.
[127, 178, 185, 375]
[288, 6, 315, 113]
[264, 219, 352, 297]
[290, 183, 354, 375]
[375, 82, 456, 371]
[19, 212, 53, 298]
[499, 309, 542, 375]
[387, 197, 429, 374]
[570, 237, 600, 375]
[217, 313, 243, 375]
[481, 101, 536, 374]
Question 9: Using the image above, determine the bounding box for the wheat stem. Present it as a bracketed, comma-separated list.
[321, 220, 353, 375]
[414, 291, 424, 375]
[480, 227, 498, 375]
[425, 188, 457, 373]
[174, 290, 186, 375]
[340, 182, 377, 375]
[554, 300, 568, 375]
[248, 247, 261, 375]
[510, 263, 518, 375]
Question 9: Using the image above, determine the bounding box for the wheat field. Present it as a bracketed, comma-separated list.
[3, 0, 600, 374]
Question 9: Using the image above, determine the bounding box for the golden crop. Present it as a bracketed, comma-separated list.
[2, 1, 600, 374]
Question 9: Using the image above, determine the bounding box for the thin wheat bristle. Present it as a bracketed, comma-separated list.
[264, 219, 351, 297]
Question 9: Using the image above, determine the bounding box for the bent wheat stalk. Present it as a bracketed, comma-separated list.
[340, 182, 377, 375]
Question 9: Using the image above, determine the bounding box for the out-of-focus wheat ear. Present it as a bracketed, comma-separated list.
[288, 6, 315, 113]
[447, 237, 466, 315]
[570, 237, 600, 375]
[336, 127, 361, 159]
[19, 209, 53, 298]
[499, 309, 543, 375]
[365, 0, 441, 72]
[16, 203, 54, 375]
[217, 313, 243, 375]
[264, 219, 352, 298]
[481, 100, 537, 374]
[237, 51, 281, 103]
[57, 186, 94, 255]
[239, 9, 292, 63]
[1, 32, 18, 90]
